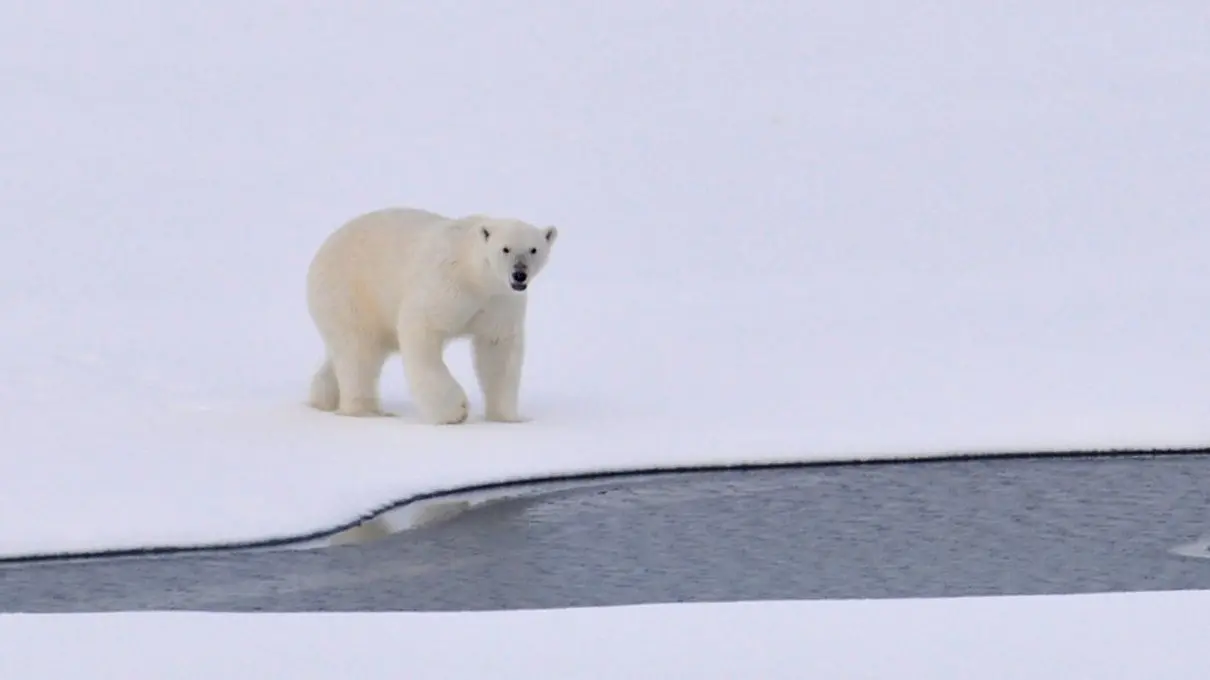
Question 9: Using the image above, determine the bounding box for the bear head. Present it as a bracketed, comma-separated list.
[472, 217, 558, 294]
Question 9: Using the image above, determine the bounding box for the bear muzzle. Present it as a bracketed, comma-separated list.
[510, 268, 529, 292]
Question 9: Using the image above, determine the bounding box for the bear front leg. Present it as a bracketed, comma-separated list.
[398, 327, 469, 425]
[473, 331, 526, 423]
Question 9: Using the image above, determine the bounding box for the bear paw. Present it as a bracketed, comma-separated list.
[431, 398, 470, 425]
[336, 397, 388, 417]
[420, 383, 470, 425]
[485, 410, 528, 424]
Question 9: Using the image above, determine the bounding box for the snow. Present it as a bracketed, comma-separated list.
[2, 1, 1209, 557]
[4, 590, 1208, 678]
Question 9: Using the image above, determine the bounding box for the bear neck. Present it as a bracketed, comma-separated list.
[451, 223, 502, 298]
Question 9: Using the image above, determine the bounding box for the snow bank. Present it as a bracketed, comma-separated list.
[2, 1, 1207, 557]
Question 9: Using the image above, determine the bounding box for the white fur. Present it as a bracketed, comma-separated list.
[305, 207, 557, 425]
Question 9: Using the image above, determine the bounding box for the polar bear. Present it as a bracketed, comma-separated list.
[305, 207, 558, 425]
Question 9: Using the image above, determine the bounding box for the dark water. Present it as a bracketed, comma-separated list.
[2, 454, 1210, 612]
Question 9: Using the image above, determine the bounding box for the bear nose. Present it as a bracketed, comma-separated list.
[511, 270, 528, 283]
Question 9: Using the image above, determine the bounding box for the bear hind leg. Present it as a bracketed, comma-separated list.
[309, 359, 340, 411]
[329, 342, 390, 417]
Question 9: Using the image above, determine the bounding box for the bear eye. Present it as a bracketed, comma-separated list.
[502, 247, 510, 254]
[529, 247, 538, 255]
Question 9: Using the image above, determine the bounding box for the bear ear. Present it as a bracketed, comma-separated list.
[544, 226, 558, 245]
[480, 226, 491, 241]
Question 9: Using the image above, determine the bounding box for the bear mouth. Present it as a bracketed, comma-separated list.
[510, 282, 528, 292]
